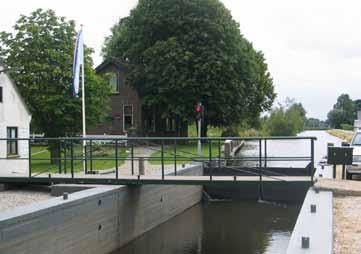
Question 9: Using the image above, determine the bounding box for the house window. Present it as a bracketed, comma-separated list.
[123, 105, 133, 131]
[0, 87, 2, 102]
[7, 127, 18, 156]
[109, 72, 118, 93]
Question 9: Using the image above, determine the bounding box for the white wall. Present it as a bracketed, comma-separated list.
[0, 67, 31, 174]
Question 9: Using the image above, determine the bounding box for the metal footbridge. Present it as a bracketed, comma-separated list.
[0, 136, 316, 188]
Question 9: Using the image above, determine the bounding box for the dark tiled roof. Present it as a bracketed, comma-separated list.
[95, 57, 128, 73]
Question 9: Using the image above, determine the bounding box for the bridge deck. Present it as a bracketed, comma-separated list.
[0, 174, 312, 186]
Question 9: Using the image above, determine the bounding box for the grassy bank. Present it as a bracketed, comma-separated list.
[327, 129, 353, 142]
[148, 142, 222, 165]
[30, 144, 127, 173]
[187, 123, 263, 137]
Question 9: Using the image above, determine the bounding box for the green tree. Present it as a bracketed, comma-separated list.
[305, 118, 327, 129]
[264, 101, 306, 136]
[327, 94, 355, 128]
[0, 9, 109, 162]
[103, 0, 275, 136]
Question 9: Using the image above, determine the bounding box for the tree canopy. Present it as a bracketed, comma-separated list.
[264, 100, 306, 136]
[0, 9, 109, 137]
[327, 94, 356, 129]
[103, 0, 275, 136]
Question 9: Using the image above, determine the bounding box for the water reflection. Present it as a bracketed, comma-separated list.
[113, 201, 300, 254]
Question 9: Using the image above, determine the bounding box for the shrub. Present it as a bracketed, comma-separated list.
[341, 123, 354, 131]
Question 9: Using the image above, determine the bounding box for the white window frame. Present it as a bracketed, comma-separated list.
[123, 104, 133, 132]
[7, 126, 18, 156]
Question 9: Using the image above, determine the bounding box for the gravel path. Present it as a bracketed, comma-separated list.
[334, 196, 361, 254]
[316, 178, 361, 254]
[0, 189, 51, 212]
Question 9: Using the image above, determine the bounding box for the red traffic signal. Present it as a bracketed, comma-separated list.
[195, 103, 202, 113]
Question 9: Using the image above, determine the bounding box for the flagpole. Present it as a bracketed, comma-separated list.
[81, 24, 86, 174]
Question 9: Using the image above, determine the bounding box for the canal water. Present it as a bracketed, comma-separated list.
[113, 131, 341, 254]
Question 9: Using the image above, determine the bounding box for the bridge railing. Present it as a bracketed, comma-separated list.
[0, 136, 316, 182]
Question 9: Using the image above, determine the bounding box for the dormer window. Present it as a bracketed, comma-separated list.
[109, 72, 119, 93]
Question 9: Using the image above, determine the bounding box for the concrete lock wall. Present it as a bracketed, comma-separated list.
[0, 165, 203, 254]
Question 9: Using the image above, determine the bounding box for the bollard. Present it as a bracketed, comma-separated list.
[139, 157, 145, 175]
[63, 192, 68, 200]
[302, 237, 310, 249]
[224, 140, 232, 158]
[310, 204, 316, 213]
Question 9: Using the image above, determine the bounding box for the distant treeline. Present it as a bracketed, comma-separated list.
[327, 94, 360, 130]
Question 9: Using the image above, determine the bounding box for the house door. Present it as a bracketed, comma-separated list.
[123, 105, 133, 132]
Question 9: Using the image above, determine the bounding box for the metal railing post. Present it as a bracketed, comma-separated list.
[84, 141, 87, 174]
[174, 140, 177, 176]
[64, 142, 67, 174]
[161, 140, 165, 180]
[311, 138, 314, 182]
[28, 139, 32, 178]
[264, 139, 267, 168]
[70, 139, 74, 179]
[131, 145, 134, 175]
[258, 138, 263, 200]
[258, 139, 262, 169]
[90, 140, 93, 173]
[208, 140, 212, 162]
[58, 140, 62, 174]
[115, 139, 119, 179]
[218, 139, 221, 168]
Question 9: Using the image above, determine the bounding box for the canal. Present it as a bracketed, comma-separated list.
[113, 130, 341, 254]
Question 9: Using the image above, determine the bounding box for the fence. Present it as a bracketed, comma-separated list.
[0, 136, 316, 182]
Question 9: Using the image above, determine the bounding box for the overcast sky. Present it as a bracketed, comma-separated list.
[1, 0, 360, 120]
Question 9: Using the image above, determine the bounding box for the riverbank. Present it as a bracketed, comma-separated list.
[326, 129, 353, 142]
[316, 178, 361, 254]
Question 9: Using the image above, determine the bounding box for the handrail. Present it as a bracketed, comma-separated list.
[0, 136, 317, 141]
[0, 136, 316, 190]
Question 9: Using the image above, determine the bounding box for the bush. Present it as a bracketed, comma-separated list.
[264, 102, 306, 136]
[340, 123, 354, 131]
[221, 128, 239, 137]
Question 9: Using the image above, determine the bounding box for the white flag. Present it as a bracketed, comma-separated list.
[72, 29, 84, 97]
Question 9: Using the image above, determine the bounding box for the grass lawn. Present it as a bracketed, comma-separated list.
[327, 129, 353, 142]
[30, 144, 128, 173]
[148, 142, 222, 165]
[188, 123, 223, 137]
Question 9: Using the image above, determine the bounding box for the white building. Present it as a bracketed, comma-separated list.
[0, 64, 32, 175]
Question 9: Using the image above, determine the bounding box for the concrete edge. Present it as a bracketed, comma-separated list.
[0, 163, 203, 227]
[0, 185, 122, 226]
[286, 187, 333, 254]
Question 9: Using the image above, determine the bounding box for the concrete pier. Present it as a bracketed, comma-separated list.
[0, 165, 203, 254]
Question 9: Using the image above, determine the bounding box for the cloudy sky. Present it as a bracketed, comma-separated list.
[1, 0, 360, 120]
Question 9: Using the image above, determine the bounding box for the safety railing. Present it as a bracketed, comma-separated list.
[0, 136, 316, 183]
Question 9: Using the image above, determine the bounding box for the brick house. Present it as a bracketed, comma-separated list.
[88, 58, 187, 137]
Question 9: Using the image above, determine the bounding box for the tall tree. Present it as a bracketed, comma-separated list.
[0, 9, 109, 161]
[264, 100, 306, 136]
[327, 94, 355, 128]
[103, 0, 275, 136]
